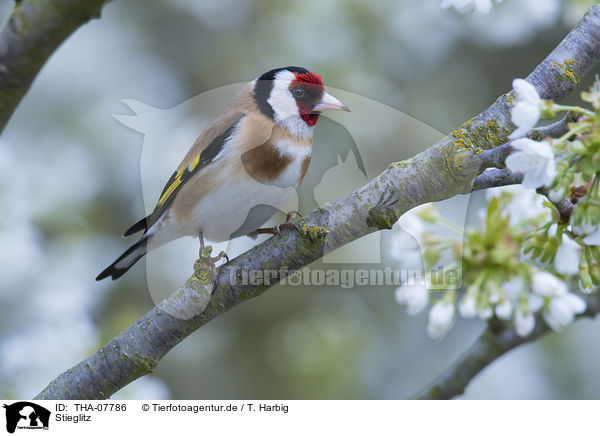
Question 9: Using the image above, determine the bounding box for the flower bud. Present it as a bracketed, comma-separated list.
[495, 300, 513, 320]
[579, 262, 593, 291]
[427, 301, 455, 341]
[515, 308, 535, 337]
[590, 263, 600, 285]
[459, 294, 477, 318]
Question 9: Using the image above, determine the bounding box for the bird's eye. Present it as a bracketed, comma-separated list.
[292, 87, 305, 98]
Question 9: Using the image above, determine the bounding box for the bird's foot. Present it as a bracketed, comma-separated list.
[249, 210, 303, 237]
[207, 250, 229, 277]
[197, 231, 229, 278]
[196, 245, 229, 279]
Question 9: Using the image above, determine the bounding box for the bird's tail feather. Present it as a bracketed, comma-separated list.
[96, 235, 149, 281]
[123, 216, 148, 237]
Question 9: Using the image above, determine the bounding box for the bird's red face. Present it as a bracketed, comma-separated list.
[289, 71, 325, 127]
[254, 66, 350, 137]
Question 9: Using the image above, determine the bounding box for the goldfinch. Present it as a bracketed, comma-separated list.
[97, 66, 350, 280]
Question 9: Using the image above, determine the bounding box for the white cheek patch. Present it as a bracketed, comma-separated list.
[267, 70, 297, 120]
[267, 70, 315, 138]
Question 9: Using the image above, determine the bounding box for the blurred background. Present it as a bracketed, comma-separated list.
[1, 0, 599, 399]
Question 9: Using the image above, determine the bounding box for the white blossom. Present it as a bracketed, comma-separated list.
[501, 276, 524, 301]
[554, 234, 581, 275]
[543, 293, 586, 331]
[579, 280, 594, 294]
[441, 0, 500, 15]
[528, 293, 544, 312]
[571, 216, 597, 237]
[515, 308, 535, 337]
[478, 306, 493, 319]
[395, 283, 428, 315]
[487, 185, 549, 225]
[581, 74, 600, 110]
[495, 300, 513, 320]
[469, 0, 560, 47]
[530, 271, 586, 331]
[532, 271, 567, 297]
[427, 301, 455, 341]
[488, 284, 501, 303]
[583, 228, 600, 246]
[509, 78, 541, 139]
[458, 294, 477, 318]
[505, 138, 556, 189]
[571, 218, 600, 248]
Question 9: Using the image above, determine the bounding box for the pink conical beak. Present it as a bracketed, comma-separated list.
[313, 92, 351, 112]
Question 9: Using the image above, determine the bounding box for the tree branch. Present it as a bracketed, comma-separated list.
[474, 114, 573, 172]
[34, 5, 600, 400]
[414, 291, 600, 400]
[472, 168, 523, 190]
[0, 0, 112, 133]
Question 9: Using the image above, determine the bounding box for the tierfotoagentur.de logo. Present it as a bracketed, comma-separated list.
[2, 402, 50, 434]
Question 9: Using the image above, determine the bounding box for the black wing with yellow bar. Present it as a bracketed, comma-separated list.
[123, 124, 236, 236]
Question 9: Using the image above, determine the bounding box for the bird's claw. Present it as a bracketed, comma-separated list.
[207, 250, 229, 277]
[250, 210, 304, 237]
[196, 247, 229, 279]
[196, 232, 229, 279]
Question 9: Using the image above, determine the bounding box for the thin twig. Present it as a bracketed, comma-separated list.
[472, 168, 523, 190]
[475, 114, 573, 172]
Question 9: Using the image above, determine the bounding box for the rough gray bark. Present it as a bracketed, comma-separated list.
[34, 5, 600, 400]
[0, 0, 111, 132]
